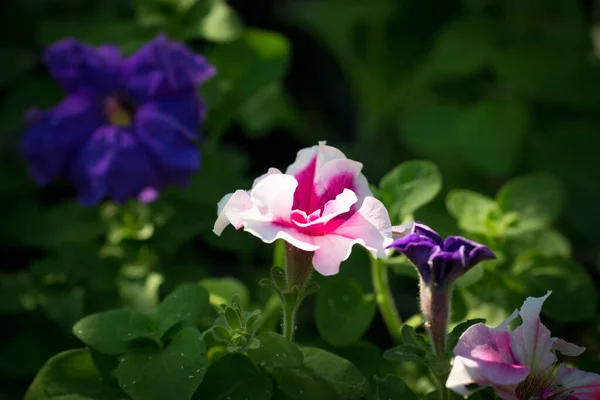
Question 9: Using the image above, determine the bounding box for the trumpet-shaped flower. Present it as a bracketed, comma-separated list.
[388, 222, 495, 287]
[213, 142, 393, 276]
[447, 291, 600, 400]
[22, 35, 215, 205]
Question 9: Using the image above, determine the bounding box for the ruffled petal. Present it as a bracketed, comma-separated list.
[123, 34, 216, 100]
[72, 127, 161, 205]
[44, 38, 122, 94]
[335, 196, 392, 257]
[285, 141, 371, 214]
[21, 95, 105, 184]
[249, 174, 298, 223]
[509, 292, 557, 373]
[134, 95, 202, 185]
[446, 356, 526, 400]
[413, 222, 444, 246]
[553, 364, 600, 400]
[311, 235, 362, 276]
[214, 190, 254, 234]
[447, 323, 530, 399]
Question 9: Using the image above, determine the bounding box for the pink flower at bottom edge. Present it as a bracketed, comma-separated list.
[446, 291, 600, 400]
[213, 141, 393, 276]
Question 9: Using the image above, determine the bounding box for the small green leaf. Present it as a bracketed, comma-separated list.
[247, 332, 304, 369]
[115, 327, 208, 400]
[497, 173, 563, 233]
[446, 190, 498, 235]
[315, 278, 376, 347]
[73, 309, 156, 356]
[447, 319, 486, 351]
[199, 277, 250, 308]
[25, 349, 127, 400]
[379, 160, 442, 222]
[155, 284, 210, 338]
[224, 306, 242, 330]
[383, 345, 427, 363]
[400, 325, 428, 349]
[199, 0, 245, 43]
[211, 326, 231, 343]
[514, 255, 596, 322]
[302, 347, 369, 399]
[374, 375, 418, 400]
[196, 354, 273, 400]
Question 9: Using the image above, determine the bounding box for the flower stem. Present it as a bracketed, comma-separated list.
[370, 257, 403, 343]
[282, 301, 296, 341]
[281, 244, 313, 341]
[420, 282, 451, 359]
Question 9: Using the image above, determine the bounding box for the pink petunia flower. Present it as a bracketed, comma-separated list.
[446, 291, 600, 400]
[213, 141, 393, 276]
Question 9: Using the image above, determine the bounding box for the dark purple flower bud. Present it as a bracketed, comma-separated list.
[388, 222, 495, 287]
[21, 35, 215, 206]
[387, 222, 496, 358]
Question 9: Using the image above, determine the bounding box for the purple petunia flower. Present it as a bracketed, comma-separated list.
[388, 222, 496, 357]
[388, 222, 495, 287]
[21, 35, 216, 206]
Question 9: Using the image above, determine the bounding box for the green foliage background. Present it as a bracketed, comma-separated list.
[1, 0, 599, 398]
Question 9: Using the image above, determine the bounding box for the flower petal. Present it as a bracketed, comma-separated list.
[214, 190, 254, 234]
[553, 364, 600, 400]
[335, 196, 392, 256]
[444, 236, 496, 268]
[447, 323, 530, 399]
[249, 174, 298, 223]
[134, 95, 202, 185]
[387, 234, 438, 282]
[553, 339, 586, 357]
[21, 95, 105, 184]
[509, 291, 557, 373]
[413, 222, 444, 246]
[44, 38, 122, 94]
[446, 356, 526, 400]
[123, 34, 216, 100]
[311, 235, 362, 276]
[72, 127, 161, 205]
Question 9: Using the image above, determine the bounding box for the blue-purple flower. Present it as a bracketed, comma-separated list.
[388, 222, 495, 287]
[22, 35, 216, 205]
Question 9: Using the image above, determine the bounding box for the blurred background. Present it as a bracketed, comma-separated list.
[1, 0, 600, 398]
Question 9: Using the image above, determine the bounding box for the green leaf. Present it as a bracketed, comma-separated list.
[196, 353, 273, 400]
[400, 325, 428, 349]
[25, 349, 127, 400]
[247, 332, 304, 369]
[155, 284, 210, 338]
[199, 0, 245, 43]
[514, 255, 596, 322]
[272, 366, 337, 400]
[302, 347, 369, 399]
[446, 190, 498, 235]
[73, 309, 156, 356]
[374, 375, 418, 400]
[507, 228, 572, 258]
[315, 278, 376, 347]
[115, 327, 208, 400]
[379, 161, 442, 222]
[383, 345, 427, 363]
[456, 101, 529, 176]
[199, 277, 250, 308]
[0, 272, 39, 314]
[497, 173, 563, 233]
[447, 319, 486, 351]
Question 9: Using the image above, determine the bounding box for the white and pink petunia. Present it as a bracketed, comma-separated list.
[446, 291, 600, 400]
[213, 141, 393, 276]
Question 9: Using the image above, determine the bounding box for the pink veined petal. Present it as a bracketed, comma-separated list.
[335, 196, 392, 257]
[553, 364, 600, 400]
[313, 157, 368, 207]
[446, 356, 526, 400]
[553, 339, 586, 357]
[496, 309, 520, 331]
[311, 235, 364, 276]
[285, 141, 346, 177]
[249, 174, 298, 223]
[509, 291, 557, 373]
[214, 190, 254, 234]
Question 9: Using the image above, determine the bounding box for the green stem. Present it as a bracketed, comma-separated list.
[282, 302, 296, 341]
[370, 257, 403, 343]
[281, 244, 314, 341]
